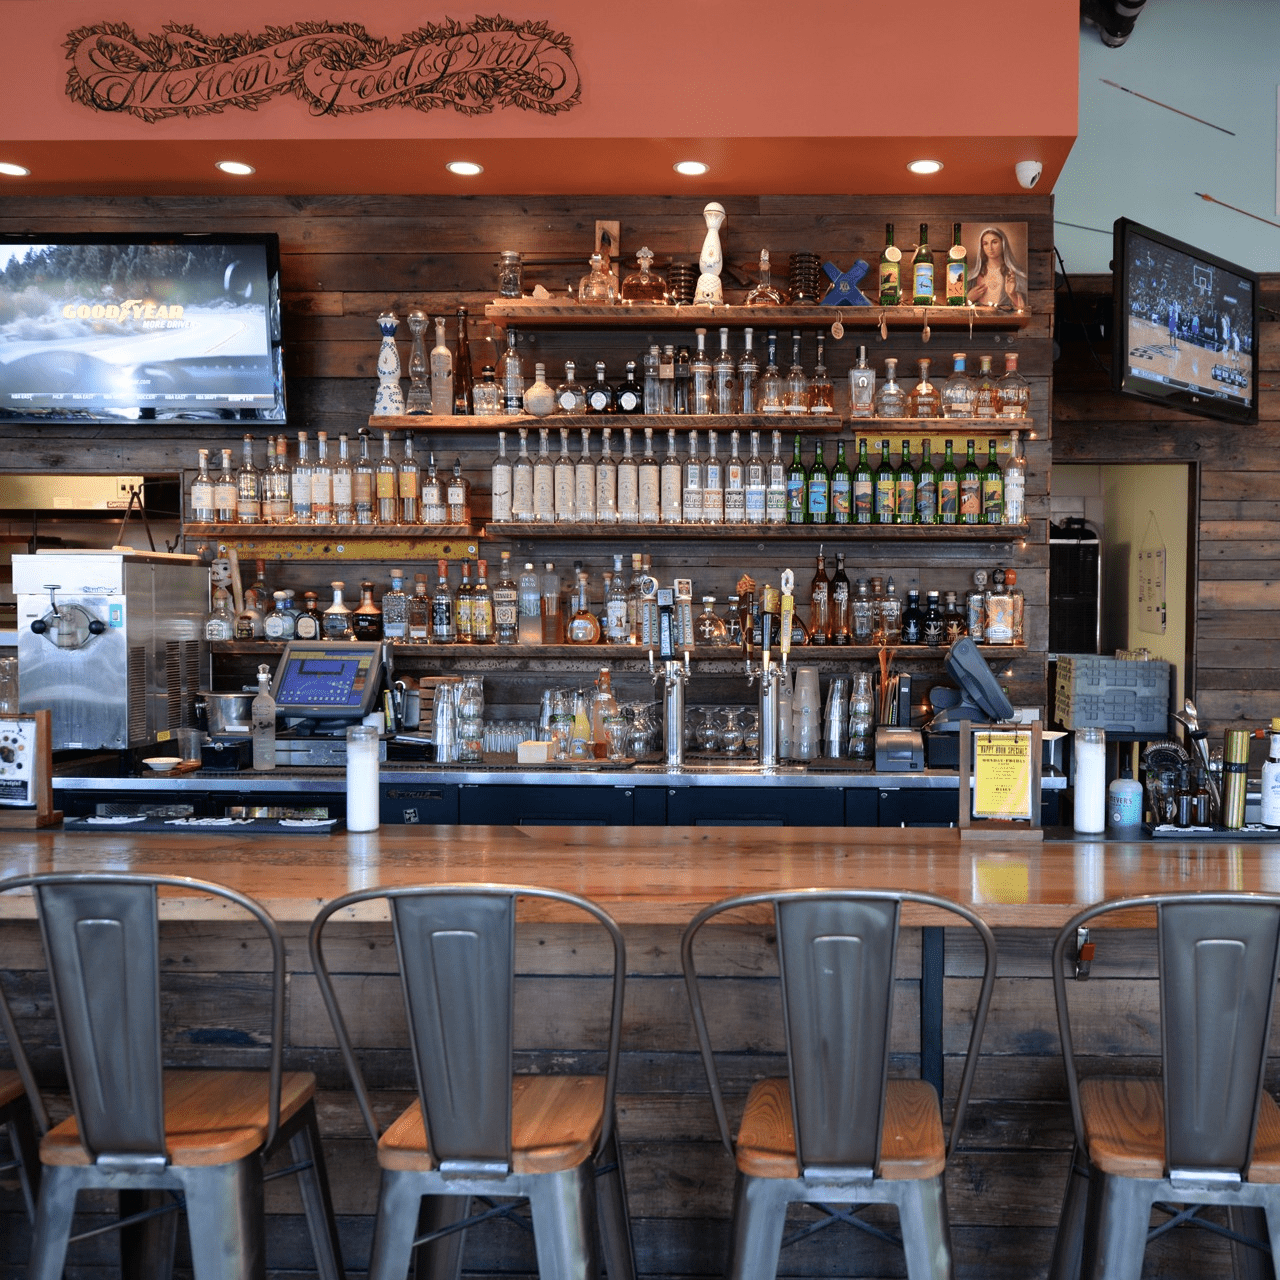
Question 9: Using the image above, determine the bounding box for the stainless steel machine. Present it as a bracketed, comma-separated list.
[14, 550, 208, 751]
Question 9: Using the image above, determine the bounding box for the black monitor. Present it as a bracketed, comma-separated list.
[1112, 217, 1258, 426]
[270, 642, 384, 722]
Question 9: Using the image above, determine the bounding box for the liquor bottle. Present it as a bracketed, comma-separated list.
[639, 427, 661, 523]
[204, 585, 234, 640]
[617, 427, 639, 523]
[578, 252, 616, 303]
[852, 578, 874, 643]
[447, 458, 471, 525]
[745, 249, 786, 306]
[786, 434, 808, 525]
[421, 452, 446, 523]
[606, 554, 629, 642]
[829, 552, 849, 645]
[809, 333, 834, 415]
[215, 447, 238, 523]
[1006, 568, 1024, 643]
[626, 553, 645, 643]
[998, 351, 1030, 418]
[376, 430, 398, 524]
[658, 344, 676, 413]
[587, 361, 614, 414]
[713, 327, 736, 414]
[1260, 718, 1280, 828]
[512, 428, 535, 522]
[493, 552, 519, 644]
[353, 580, 383, 640]
[849, 345, 876, 418]
[244, 560, 269, 615]
[620, 245, 667, 302]
[616, 361, 643, 414]
[912, 223, 934, 306]
[766, 429, 788, 524]
[966, 569, 988, 642]
[945, 223, 967, 305]
[381, 569, 408, 641]
[702, 430, 725, 523]
[643, 344, 662, 414]
[533, 427, 555, 523]
[498, 325, 524, 414]
[807, 438, 830, 525]
[973, 354, 999, 417]
[455, 560, 473, 642]
[853, 437, 873, 525]
[938, 438, 959, 524]
[873, 438, 896, 524]
[981, 438, 1005, 524]
[408, 575, 431, 643]
[556, 361, 586, 414]
[874, 357, 905, 417]
[909, 358, 941, 418]
[264, 591, 296, 641]
[901, 588, 924, 644]
[236, 435, 261, 523]
[567, 570, 602, 643]
[311, 431, 334, 523]
[916, 439, 938, 524]
[251, 663, 276, 771]
[568, 427, 594, 524]
[596, 426, 619, 523]
[590, 668, 619, 758]
[879, 223, 902, 306]
[759, 331, 784, 414]
[491, 430, 513, 523]
[470, 559, 494, 643]
[1004, 429, 1026, 525]
[524, 362, 555, 417]
[895, 438, 916, 525]
[430, 316, 453, 415]
[351, 431, 374, 524]
[332, 433, 355, 522]
[660, 428, 683, 523]
[808, 548, 830, 644]
[399, 433, 420, 523]
[923, 590, 945, 646]
[295, 591, 323, 640]
[453, 307, 473, 414]
[682, 430, 704, 523]
[554, 427, 576, 523]
[881, 576, 902, 644]
[472, 365, 501, 415]
[942, 352, 976, 418]
[737, 328, 759, 413]
[959, 438, 982, 524]
[431, 559, 456, 643]
[691, 329, 712, 415]
[266, 437, 293, 524]
[783, 330, 809, 414]
[323, 581, 353, 640]
[942, 590, 967, 642]
[541, 562, 562, 644]
[191, 448, 215, 522]
[744, 430, 766, 523]
[724, 430, 746, 523]
[983, 567, 1014, 643]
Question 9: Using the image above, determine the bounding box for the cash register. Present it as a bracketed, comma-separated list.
[269, 641, 387, 767]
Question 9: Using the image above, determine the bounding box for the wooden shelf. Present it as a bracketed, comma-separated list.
[483, 303, 1032, 330]
[488, 521, 1031, 540]
[366, 413, 1033, 434]
[184, 524, 478, 560]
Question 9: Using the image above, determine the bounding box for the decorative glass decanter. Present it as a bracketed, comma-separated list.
[620, 247, 668, 303]
[578, 252, 617, 304]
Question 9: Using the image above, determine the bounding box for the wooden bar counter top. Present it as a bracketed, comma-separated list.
[2, 824, 1276, 925]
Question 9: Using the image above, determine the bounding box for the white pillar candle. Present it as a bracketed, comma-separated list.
[346, 725, 380, 832]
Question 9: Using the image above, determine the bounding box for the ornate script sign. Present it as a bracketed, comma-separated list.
[65, 18, 580, 121]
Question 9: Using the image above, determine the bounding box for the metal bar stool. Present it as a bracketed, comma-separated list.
[0, 871, 347, 1280]
[308, 882, 636, 1280]
[1050, 892, 1280, 1280]
[681, 888, 997, 1280]
[0, 1069, 42, 1221]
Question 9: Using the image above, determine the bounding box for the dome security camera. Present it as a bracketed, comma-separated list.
[1015, 160, 1043, 190]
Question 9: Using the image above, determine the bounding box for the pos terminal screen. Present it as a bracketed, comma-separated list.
[270, 642, 383, 720]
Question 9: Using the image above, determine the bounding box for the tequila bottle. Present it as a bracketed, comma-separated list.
[682, 430, 704, 523]
[660, 429, 683, 523]
[421, 452, 446, 523]
[471, 559, 494, 643]
[236, 435, 261, 523]
[296, 591, 323, 640]
[578, 252, 617, 303]
[737, 328, 759, 413]
[616, 361, 643, 414]
[713, 327, 736, 414]
[1003, 429, 1026, 525]
[759, 331, 784, 414]
[873, 439, 896, 524]
[191, 448, 215, 523]
[744, 430, 766, 524]
[493, 552, 519, 644]
[942, 353, 977, 417]
[879, 223, 902, 306]
[455, 560, 473, 643]
[264, 438, 292, 525]
[1006, 568, 1024, 644]
[691, 329, 712, 415]
[912, 223, 934, 306]
[381, 569, 409, 641]
[430, 316, 453, 415]
[323, 581, 353, 640]
[567, 570, 601, 644]
[491, 430, 513, 523]
[783, 330, 809, 414]
[617, 427, 639, 522]
[204, 586, 234, 640]
[943, 590, 967, 642]
[512, 428, 535, 521]
[556, 361, 586, 414]
[408, 575, 431, 642]
[916, 439, 938, 524]
[895, 438, 916, 525]
[453, 307, 473, 415]
[638, 427, 661, 523]
[945, 223, 967, 306]
[446, 458, 471, 524]
[881, 576, 903, 644]
[959, 438, 982, 524]
[524, 363, 555, 416]
[643, 345, 662, 413]
[398, 433, 420, 524]
[376, 430, 398, 524]
[310, 431, 333, 524]
[332, 433, 355, 522]
[575, 428, 597, 524]
[981, 437, 1005, 525]
[724, 430, 746, 523]
[586, 361, 614, 413]
[658, 345, 676, 413]
[215, 447, 237, 523]
[702, 430, 724, 523]
[533, 427, 555, 523]
[541, 562, 562, 644]
[405, 310, 431, 413]
[596, 427, 619, 523]
[518, 562, 541, 644]
[998, 351, 1029, 418]
[745, 249, 787, 305]
[606, 554, 629, 642]
[809, 333, 834, 415]
[901, 589, 924, 644]
[830, 552, 851, 644]
[498, 325, 524, 415]
[766, 430, 788, 524]
[808, 548, 830, 644]
[620, 246, 667, 302]
[786, 434, 807, 525]
[874, 357, 905, 417]
[673, 346, 691, 415]
[852, 578, 874, 643]
[264, 591, 295, 641]
[554, 427, 576, 522]
[848, 345, 876, 418]
[938, 438, 959, 524]
[983, 568, 1014, 644]
[807, 438, 830, 525]
[431, 559, 456, 643]
[853, 437, 873, 525]
[472, 365, 501, 415]
[973, 354, 999, 417]
[352, 580, 383, 640]
[909, 358, 940, 418]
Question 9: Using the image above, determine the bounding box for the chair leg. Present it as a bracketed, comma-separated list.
[368, 1170, 425, 1280]
[527, 1162, 600, 1280]
[1084, 1173, 1150, 1280]
[1047, 1146, 1092, 1280]
[288, 1099, 347, 1280]
[4, 1107, 41, 1221]
[411, 1195, 470, 1280]
[724, 1172, 790, 1280]
[1227, 1205, 1276, 1280]
[26, 1163, 78, 1280]
[897, 1175, 954, 1280]
[119, 1188, 179, 1280]
[595, 1127, 637, 1280]
[182, 1157, 267, 1280]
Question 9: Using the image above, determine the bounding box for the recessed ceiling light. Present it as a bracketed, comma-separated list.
[674, 160, 710, 176]
[215, 161, 255, 176]
[446, 161, 483, 176]
[0, 163, 30, 177]
[907, 159, 943, 175]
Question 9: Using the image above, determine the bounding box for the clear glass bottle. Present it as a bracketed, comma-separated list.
[660, 428, 683, 523]
[353, 580, 383, 640]
[673, 346, 691, 415]
[682, 429, 704, 523]
[323, 581, 353, 640]
[744, 430, 766, 524]
[554, 427, 576, 522]
[578, 252, 617, 303]
[453, 306, 473, 415]
[596, 427, 618, 524]
[498, 325, 524, 415]
[191, 448, 215, 522]
[541, 562, 562, 644]
[713, 327, 736, 414]
[973, 354, 999, 417]
[518, 561, 541, 644]
[1006, 568, 1024, 644]
[745, 249, 786, 306]
[724, 430, 746, 523]
[492, 552, 518, 644]
[606, 554, 629, 642]
[616, 361, 643, 414]
[266, 437, 293, 524]
[881, 576, 902, 644]
[430, 315, 453, 415]
[381, 569, 408, 641]
[399, 433, 420, 523]
[766, 429, 788, 524]
[408, 574, 430, 643]
[375, 430, 398, 524]
[332, 433, 355, 522]
[809, 333, 834, 415]
[643, 345, 663, 413]
[470, 561, 494, 644]
[695, 597, 728, 646]
[556, 361, 586, 414]
[512, 427, 535, 521]
[998, 351, 1029, 418]
[783, 329, 809, 415]
[587, 361, 614, 414]
[759, 330, 784, 415]
[447, 457, 471, 524]
[984, 567, 1014, 643]
[421, 452, 447, 523]
[472, 365, 501, 415]
[658, 344, 676, 413]
[616, 427, 639, 523]
[942, 352, 976, 418]
[431, 559, 456, 643]
[620, 246, 667, 302]
[406, 310, 431, 412]
[966, 568, 989, 642]
[533, 427, 556, 523]
[574, 427, 596, 524]
[982, 438, 1005, 525]
[852, 578, 874, 643]
[737, 328, 759, 414]
[567, 570, 602, 643]
[215, 447, 238, 523]
[491, 430, 513, 523]
[310, 431, 334, 523]
[702, 430, 725, 523]
[691, 328, 713, 415]
[204, 585, 234, 640]
[874, 357, 905, 418]
[524, 362, 555, 417]
[264, 590, 295, 641]
[638, 426, 661, 523]
[848, 345, 876, 418]
[251, 663, 276, 771]
[236, 434, 261, 523]
[909, 358, 940, 418]
[1003, 429, 1026, 525]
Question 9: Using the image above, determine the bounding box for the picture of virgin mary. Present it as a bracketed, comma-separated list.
[965, 225, 1028, 311]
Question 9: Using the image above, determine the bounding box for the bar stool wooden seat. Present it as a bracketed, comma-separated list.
[681, 889, 997, 1280]
[1049, 892, 1280, 1280]
[308, 883, 635, 1280]
[0, 871, 346, 1280]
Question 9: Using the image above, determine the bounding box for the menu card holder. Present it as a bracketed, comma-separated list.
[958, 720, 1042, 842]
[0, 710, 62, 828]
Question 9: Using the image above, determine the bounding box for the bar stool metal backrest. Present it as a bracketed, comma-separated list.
[682, 888, 997, 1280]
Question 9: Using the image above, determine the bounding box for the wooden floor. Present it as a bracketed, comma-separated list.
[2, 825, 1278, 1278]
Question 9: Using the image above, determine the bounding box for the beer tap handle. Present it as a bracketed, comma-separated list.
[779, 569, 795, 669]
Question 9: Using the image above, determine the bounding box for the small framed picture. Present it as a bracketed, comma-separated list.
[959, 222, 1029, 312]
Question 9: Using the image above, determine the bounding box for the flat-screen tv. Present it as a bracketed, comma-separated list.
[0, 232, 285, 424]
[1112, 217, 1258, 425]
